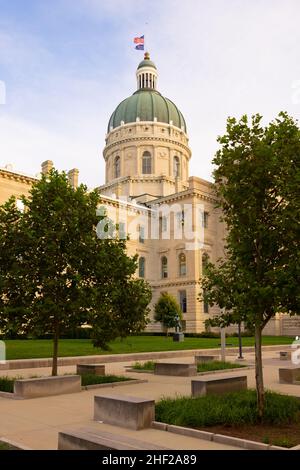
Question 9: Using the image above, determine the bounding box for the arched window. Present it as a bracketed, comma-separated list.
[142, 151, 152, 174]
[139, 257, 145, 278]
[202, 252, 209, 275]
[161, 256, 168, 279]
[174, 156, 180, 178]
[114, 156, 120, 178]
[179, 253, 186, 276]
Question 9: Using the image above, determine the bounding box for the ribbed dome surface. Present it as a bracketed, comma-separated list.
[107, 90, 187, 133]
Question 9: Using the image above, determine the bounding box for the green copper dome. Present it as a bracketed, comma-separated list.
[108, 90, 187, 133]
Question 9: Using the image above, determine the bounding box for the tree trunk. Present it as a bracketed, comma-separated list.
[254, 324, 265, 420]
[52, 323, 59, 376]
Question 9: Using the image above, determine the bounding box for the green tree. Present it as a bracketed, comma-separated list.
[0, 198, 29, 338]
[154, 293, 182, 336]
[0, 170, 151, 375]
[200, 113, 300, 419]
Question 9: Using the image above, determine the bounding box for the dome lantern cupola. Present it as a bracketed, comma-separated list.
[103, 53, 191, 195]
[136, 52, 158, 90]
[107, 53, 187, 133]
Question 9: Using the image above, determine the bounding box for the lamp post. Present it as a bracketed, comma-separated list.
[237, 322, 244, 360]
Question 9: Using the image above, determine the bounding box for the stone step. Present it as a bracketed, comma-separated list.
[58, 428, 167, 450]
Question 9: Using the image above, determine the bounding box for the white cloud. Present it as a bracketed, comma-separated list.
[0, 114, 105, 187]
[1, 0, 300, 187]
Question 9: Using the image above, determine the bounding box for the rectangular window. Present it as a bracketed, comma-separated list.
[202, 211, 209, 228]
[179, 290, 187, 314]
[118, 222, 126, 240]
[139, 258, 145, 278]
[176, 210, 185, 228]
[139, 225, 145, 243]
[161, 216, 168, 232]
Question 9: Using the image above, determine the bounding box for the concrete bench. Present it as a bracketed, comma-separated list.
[194, 355, 219, 364]
[76, 364, 105, 376]
[94, 394, 155, 430]
[58, 428, 167, 450]
[154, 362, 197, 377]
[279, 351, 291, 361]
[14, 375, 81, 399]
[279, 367, 300, 384]
[191, 375, 248, 397]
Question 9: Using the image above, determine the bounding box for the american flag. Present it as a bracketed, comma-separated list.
[134, 35, 144, 45]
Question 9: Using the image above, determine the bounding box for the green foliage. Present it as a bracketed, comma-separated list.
[0, 376, 20, 393]
[0, 442, 13, 450]
[229, 330, 254, 338]
[80, 374, 131, 386]
[155, 390, 300, 427]
[154, 293, 182, 336]
[199, 112, 300, 416]
[267, 437, 296, 449]
[201, 112, 300, 326]
[132, 360, 155, 371]
[0, 170, 151, 375]
[196, 331, 220, 338]
[196, 361, 246, 373]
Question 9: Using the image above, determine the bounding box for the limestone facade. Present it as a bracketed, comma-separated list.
[97, 54, 225, 332]
[0, 54, 299, 336]
[0, 167, 37, 206]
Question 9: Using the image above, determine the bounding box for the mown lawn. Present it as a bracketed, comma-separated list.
[2, 335, 293, 360]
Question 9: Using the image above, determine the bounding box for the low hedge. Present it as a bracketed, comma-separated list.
[80, 374, 132, 386]
[156, 390, 300, 427]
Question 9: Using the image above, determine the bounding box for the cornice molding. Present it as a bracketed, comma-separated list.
[0, 169, 37, 185]
[103, 135, 191, 159]
[150, 189, 218, 205]
[150, 279, 201, 288]
[98, 196, 150, 215]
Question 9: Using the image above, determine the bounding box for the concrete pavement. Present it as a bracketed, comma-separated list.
[0, 347, 299, 450]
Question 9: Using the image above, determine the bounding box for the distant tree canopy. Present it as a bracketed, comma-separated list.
[154, 293, 183, 336]
[200, 112, 300, 418]
[0, 170, 152, 375]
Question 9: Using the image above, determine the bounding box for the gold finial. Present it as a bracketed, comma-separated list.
[144, 51, 150, 60]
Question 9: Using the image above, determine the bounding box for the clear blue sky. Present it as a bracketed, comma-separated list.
[0, 0, 300, 187]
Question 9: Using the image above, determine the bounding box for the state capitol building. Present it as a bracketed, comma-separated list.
[1, 53, 298, 336]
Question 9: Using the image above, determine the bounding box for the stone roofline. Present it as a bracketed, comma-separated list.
[0, 167, 38, 185]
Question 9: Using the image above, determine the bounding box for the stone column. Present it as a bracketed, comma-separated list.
[68, 169, 79, 188]
[41, 160, 54, 175]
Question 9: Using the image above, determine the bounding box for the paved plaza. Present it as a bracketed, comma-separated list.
[0, 346, 299, 450]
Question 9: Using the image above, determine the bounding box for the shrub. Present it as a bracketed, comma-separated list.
[0, 376, 19, 393]
[132, 361, 155, 371]
[81, 374, 131, 387]
[229, 331, 254, 338]
[197, 361, 246, 373]
[155, 390, 300, 427]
